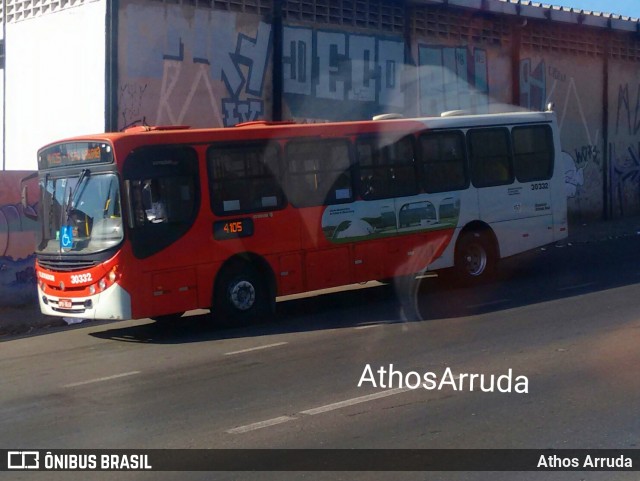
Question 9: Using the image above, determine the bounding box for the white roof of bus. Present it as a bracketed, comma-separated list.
[391, 110, 556, 130]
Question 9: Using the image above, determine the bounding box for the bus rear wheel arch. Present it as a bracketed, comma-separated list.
[454, 228, 498, 284]
[213, 257, 275, 325]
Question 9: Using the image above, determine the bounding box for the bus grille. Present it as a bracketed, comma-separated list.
[37, 258, 99, 272]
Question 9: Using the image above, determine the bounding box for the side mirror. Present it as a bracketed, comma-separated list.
[20, 172, 39, 221]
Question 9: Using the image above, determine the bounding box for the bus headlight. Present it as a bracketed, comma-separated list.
[108, 270, 117, 283]
[98, 278, 107, 291]
[89, 285, 96, 295]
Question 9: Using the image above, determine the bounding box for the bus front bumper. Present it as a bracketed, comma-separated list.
[38, 282, 132, 321]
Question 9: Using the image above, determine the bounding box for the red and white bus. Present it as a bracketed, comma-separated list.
[29, 109, 567, 323]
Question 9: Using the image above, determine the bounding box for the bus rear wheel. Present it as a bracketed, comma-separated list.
[454, 231, 496, 284]
[214, 263, 271, 325]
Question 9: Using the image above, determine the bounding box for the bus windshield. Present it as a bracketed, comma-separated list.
[37, 172, 124, 255]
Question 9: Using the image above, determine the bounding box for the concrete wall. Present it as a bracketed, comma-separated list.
[4, 0, 107, 170]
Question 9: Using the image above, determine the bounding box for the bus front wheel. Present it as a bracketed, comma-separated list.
[454, 231, 496, 284]
[214, 264, 271, 325]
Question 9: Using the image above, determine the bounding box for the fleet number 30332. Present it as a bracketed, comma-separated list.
[70, 273, 93, 284]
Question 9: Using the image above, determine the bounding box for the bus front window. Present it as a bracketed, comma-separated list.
[37, 173, 124, 255]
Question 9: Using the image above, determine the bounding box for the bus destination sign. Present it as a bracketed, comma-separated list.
[38, 142, 113, 169]
[213, 219, 254, 241]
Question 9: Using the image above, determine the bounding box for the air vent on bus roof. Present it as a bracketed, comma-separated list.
[234, 120, 296, 127]
[372, 113, 404, 121]
[124, 125, 191, 133]
[440, 110, 471, 117]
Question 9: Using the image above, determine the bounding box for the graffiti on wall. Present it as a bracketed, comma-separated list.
[610, 82, 640, 216]
[609, 142, 640, 217]
[520, 57, 603, 206]
[158, 16, 271, 127]
[122, 5, 271, 128]
[615, 83, 640, 136]
[520, 59, 546, 112]
[119, 82, 148, 129]
[0, 172, 39, 306]
[418, 45, 489, 116]
[563, 151, 585, 198]
[122, 3, 410, 125]
[282, 27, 405, 120]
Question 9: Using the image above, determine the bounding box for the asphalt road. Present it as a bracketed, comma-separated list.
[2, 236, 640, 480]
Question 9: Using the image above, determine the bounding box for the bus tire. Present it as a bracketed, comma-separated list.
[454, 231, 496, 284]
[214, 263, 271, 325]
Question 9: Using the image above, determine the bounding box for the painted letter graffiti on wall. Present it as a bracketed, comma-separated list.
[574, 144, 601, 169]
[283, 26, 405, 120]
[217, 22, 271, 126]
[520, 58, 546, 112]
[0, 172, 39, 306]
[418, 45, 489, 116]
[122, 5, 271, 128]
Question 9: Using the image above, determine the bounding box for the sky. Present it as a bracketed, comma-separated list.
[546, 0, 639, 18]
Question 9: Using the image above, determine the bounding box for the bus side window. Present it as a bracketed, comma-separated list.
[123, 145, 200, 259]
[468, 128, 513, 188]
[512, 125, 554, 182]
[130, 176, 195, 226]
[356, 142, 381, 199]
[285, 139, 353, 207]
[420, 130, 468, 193]
[356, 135, 418, 200]
[208, 143, 283, 215]
[124, 146, 199, 229]
[388, 136, 418, 197]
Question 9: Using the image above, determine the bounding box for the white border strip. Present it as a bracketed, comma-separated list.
[63, 371, 141, 388]
[300, 388, 410, 416]
[224, 342, 288, 356]
[226, 416, 295, 434]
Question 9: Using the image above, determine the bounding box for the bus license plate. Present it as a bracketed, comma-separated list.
[59, 299, 73, 309]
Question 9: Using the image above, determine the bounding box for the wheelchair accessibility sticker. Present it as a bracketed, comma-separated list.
[60, 225, 74, 250]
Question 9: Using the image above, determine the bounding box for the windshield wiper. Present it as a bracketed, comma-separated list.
[65, 168, 90, 221]
[103, 176, 115, 219]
